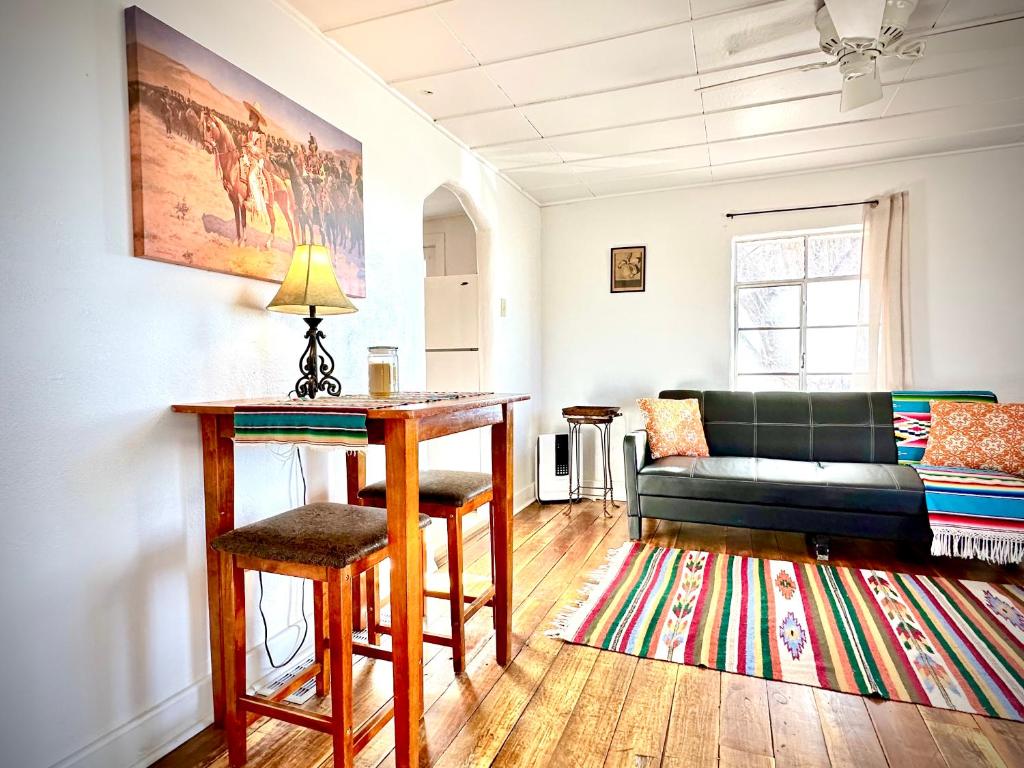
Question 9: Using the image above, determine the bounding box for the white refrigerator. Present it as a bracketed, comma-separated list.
[424, 275, 484, 472]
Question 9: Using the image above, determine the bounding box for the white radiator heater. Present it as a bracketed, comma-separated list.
[536, 433, 570, 502]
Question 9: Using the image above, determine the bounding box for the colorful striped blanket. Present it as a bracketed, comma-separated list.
[917, 466, 1024, 565]
[892, 390, 1023, 565]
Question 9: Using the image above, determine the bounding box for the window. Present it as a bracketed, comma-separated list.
[732, 227, 867, 392]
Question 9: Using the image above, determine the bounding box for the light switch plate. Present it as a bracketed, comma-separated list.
[500, 298, 507, 317]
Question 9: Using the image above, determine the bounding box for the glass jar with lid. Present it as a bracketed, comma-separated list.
[368, 346, 399, 397]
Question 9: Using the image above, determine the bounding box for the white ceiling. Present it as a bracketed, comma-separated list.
[289, 0, 1024, 205]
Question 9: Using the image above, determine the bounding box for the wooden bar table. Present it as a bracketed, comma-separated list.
[172, 392, 528, 767]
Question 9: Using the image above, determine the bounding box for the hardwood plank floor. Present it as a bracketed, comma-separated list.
[156, 501, 1023, 768]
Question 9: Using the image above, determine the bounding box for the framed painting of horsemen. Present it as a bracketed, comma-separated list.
[124, 7, 365, 296]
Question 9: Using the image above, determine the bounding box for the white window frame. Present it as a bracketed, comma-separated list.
[731, 225, 865, 392]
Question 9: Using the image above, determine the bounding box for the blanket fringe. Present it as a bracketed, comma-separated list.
[930, 526, 1024, 565]
[546, 542, 634, 638]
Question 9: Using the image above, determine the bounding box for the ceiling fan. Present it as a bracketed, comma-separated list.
[699, 0, 928, 112]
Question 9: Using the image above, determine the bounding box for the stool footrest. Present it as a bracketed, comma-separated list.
[372, 623, 455, 649]
[240, 695, 333, 733]
[269, 662, 322, 703]
[464, 586, 496, 621]
[424, 588, 494, 604]
[355, 703, 395, 752]
[353, 640, 392, 662]
[240, 689, 395, 750]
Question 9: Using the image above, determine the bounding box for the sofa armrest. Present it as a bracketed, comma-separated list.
[623, 430, 648, 522]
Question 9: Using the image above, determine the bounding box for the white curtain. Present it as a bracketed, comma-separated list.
[860, 191, 912, 390]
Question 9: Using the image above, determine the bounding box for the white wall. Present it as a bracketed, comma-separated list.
[424, 213, 478, 276]
[540, 145, 1024, 493]
[0, 1, 541, 766]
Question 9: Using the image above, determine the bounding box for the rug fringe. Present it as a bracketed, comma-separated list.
[546, 542, 634, 638]
[931, 526, 1024, 565]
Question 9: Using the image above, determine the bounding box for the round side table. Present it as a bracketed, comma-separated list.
[561, 405, 622, 517]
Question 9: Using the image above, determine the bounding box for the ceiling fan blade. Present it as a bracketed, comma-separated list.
[696, 60, 836, 92]
[840, 59, 883, 111]
[825, 0, 885, 40]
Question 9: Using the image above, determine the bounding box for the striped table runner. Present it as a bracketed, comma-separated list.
[234, 393, 488, 446]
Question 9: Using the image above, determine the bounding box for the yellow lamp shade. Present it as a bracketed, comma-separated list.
[267, 244, 358, 315]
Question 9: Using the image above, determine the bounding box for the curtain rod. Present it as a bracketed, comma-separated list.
[725, 199, 879, 219]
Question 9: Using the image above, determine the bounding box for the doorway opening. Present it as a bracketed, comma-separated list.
[422, 186, 484, 468]
[422, 185, 489, 569]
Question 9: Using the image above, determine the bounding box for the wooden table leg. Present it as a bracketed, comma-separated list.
[345, 450, 368, 631]
[491, 403, 514, 665]
[384, 419, 424, 768]
[200, 413, 236, 726]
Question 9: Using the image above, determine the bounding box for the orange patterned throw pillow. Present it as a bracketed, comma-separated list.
[922, 401, 1024, 476]
[637, 398, 710, 460]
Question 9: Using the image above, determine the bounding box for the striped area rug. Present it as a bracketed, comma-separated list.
[554, 542, 1024, 721]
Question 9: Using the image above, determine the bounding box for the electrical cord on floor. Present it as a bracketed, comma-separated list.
[258, 446, 310, 670]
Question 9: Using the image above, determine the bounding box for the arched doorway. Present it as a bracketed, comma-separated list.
[422, 185, 487, 471]
[421, 184, 490, 573]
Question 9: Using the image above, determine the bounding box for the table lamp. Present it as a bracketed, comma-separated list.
[268, 243, 357, 398]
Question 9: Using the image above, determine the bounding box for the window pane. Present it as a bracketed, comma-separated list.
[806, 327, 867, 373]
[807, 232, 862, 277]
[737, 329, 800, 373]
[807, 374, 853, 392]
[737, 285, 801, 328]
[736, 374, 799, 392]
[806, 279, 866, 326]
[735, 237, 804, 283]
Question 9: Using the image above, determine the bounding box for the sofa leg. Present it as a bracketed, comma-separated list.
[809, 534, 830, 561]
[898, 537, 929, 561]
[628, 516, 641, 541]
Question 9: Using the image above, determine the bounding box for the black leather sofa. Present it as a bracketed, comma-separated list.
[623, 390, 929, 556]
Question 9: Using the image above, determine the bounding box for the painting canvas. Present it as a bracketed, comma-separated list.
[610, 246, 646, 293]
[125, 7, 365, 296]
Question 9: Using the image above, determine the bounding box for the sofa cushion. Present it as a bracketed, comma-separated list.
[637, 397, 709, 460]
[922, 401, 1024, 476]
[658, 390, 898, 464]
[637, 456, 923, 516]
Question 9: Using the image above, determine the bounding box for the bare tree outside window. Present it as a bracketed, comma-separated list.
[733, 227, 866, 392]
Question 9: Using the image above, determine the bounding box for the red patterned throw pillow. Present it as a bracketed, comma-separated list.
[637, 398, 710, 460]
[922, 401, 1024, 476]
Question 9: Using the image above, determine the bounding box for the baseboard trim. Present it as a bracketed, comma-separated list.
[48, 675, 213, 768]
[54, 482, 538, 768]
[515, 484, 536, 513]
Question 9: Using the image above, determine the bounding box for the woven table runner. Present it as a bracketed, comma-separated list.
[234, 392, 489, 446]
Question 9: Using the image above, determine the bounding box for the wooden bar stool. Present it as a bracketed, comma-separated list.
[359, 470, 494, 675]
[211, 502, 429, 767]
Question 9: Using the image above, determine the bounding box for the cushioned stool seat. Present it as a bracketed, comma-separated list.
[212, 502, 431, 568]
[209, 502, 429, 767]
[359, 470, 492, 508]
[357, 470, 494, 675]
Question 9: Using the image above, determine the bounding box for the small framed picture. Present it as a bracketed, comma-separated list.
[610, 246, 646, 293]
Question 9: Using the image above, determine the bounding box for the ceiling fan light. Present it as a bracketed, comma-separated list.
[839, 56, 883, 112]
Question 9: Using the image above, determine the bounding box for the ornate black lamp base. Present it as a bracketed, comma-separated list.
[293, 308, 341, 399]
